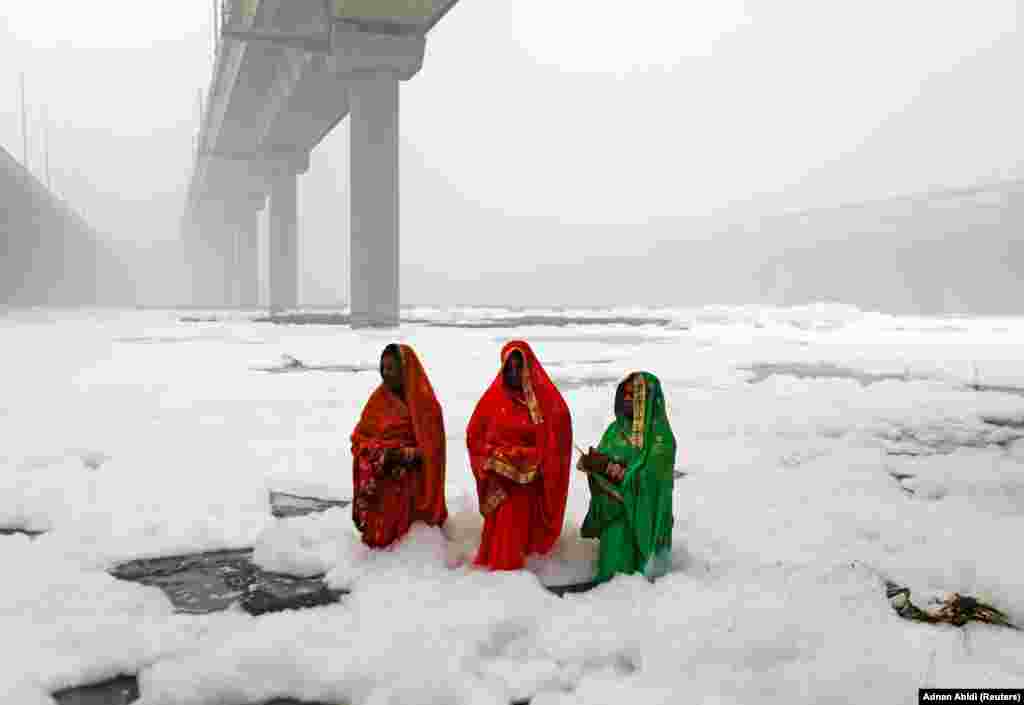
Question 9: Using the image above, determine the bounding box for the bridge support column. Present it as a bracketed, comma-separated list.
[269, 168, 299, 313]
[189, 206, 232, 308]
[349, 72, 399, 328]
[223, 227, 240, 308]
[237, 207, 260, 308]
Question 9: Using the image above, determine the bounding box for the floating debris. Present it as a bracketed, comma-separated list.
[0, 527, 46, 538]
[981, 414, 1024, 430]
[80, 450, 110, 471]
[886, 582, 1019, 629]
[969, 384, 1024, 399]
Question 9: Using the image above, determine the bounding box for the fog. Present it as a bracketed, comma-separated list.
[1, 0, 1022, 311]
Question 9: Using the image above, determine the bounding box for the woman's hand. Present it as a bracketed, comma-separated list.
[381, 447, 400, 469]
[605, 462, 627, 483]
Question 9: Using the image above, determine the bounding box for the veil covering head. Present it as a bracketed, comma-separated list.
[468, 340, 573, 554]
[395, 345, 447, 526]
[583, 370, 676, 582]
[352, 344, 447, 527]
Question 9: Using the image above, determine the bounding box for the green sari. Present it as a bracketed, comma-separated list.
[581, 372, 676, 584]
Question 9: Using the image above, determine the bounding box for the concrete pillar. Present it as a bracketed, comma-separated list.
[190, 207, 230, 307]
[269, 168, 298, 312]
[237, 207, 260, 308]
[349, 72, 399, 328]
[223, 227, 239, 307]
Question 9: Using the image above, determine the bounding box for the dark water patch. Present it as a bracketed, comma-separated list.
[53, 676, 139, 705]
[744, 363, 911, 386]
[50, 674, 533, 705]
[53, 676, 340, 705]
[242, 581, 343, 615]
[0, 527, 45, 538]
[111, 548, 255, 613]
[545, 580, 600, 597]
[551, 375, 621, 391]
[270, 491, 351, 519]
[112, 548, 345, 615]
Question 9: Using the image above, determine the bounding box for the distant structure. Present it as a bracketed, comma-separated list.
[0, 142, 120, 306]
[183, 0, 461, 326]
[743, 178, 1024, 315]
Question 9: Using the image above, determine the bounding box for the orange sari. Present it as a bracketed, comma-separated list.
[351, 345, 446, 547]
[467, 341, 572, 570]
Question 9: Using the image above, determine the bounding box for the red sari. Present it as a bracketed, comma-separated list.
[467, 341, 572, 570]
[351, 345, 447, 547]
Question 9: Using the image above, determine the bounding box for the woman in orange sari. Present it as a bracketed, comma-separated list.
[466, 340, 573, 570]
[351, 344, 447, 548]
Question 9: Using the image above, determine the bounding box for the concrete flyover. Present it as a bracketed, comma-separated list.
[1, 142, 119, 306]
[183, 0, 461, 326]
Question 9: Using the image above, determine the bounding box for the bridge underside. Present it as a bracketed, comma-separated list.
[184, 0, 457, 326]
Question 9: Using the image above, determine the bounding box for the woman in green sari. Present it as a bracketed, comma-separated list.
[579, 372, 676, 584]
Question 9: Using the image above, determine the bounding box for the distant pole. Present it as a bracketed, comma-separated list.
[20, 73, 28, 169]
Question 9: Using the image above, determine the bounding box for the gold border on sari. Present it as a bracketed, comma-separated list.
[625, 372, 646, 448]
[485, 454, 539, 484]
[480, 485, 507, 516]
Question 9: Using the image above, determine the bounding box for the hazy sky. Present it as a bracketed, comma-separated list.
[1, 1, 1021, 305]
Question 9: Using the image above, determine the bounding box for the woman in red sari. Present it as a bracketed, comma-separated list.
[351, 344, 447, 548]
[467, 340, 573, 570]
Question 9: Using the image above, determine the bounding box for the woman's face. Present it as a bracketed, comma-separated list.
[503, 351, 524, 390]
[380, 351, 402, 394]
